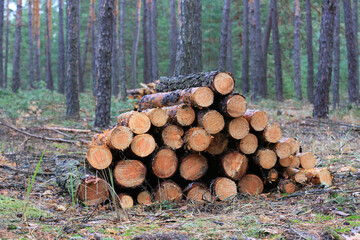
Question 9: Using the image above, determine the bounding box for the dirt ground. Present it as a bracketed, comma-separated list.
[0, 102, 359, 240]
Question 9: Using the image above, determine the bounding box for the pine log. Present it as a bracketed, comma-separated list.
[289, 155, 301, 168]
[254, 148, 277, 169]
[298, 152, 317, 169]
[155, 71, 235, 95]
[117, 193, 134, 209]
[162, 125, 184, 150]
[109, 126, 133, 150]
[137, 190, 152, 205]
[303, 168, 332, 186]
[278, 179, 296, 194]
[142, 108, 169, 127]
[180, 153, 208, 181]
[185, 183, 211, 203]
[237, 174, 264, 196]
[152, 147, 178, 178]
[281, 137, 301, 155]
[184, 127, 212, 151]
[86, 145, 113, 170]
[117, 111, 151, 134]
[217, 93, 247, 118]
[138, 87, 214, 110]
[163, 104, 195, 126]
[227, 117, 250, 140]
[270, 141, 292, 159]
[221, 151, 248, 180]
[113, 160, 146, 188]
[206, 132, 228, 155]
[238, 133, 258, 154]
[91, 131, 110, 146]
[212, 177, 237, 201]
[283, 167, 307, 184]
[197, 110, 225, 134]
[244, 110, 269, 131]
[279, 155, 296, 167]
[78, 176, 110, 205]
[131, 134, 156, 157]
[262, 124, 282, 143]
[154, 181, 182, 202]
[265, 169, 279, 182]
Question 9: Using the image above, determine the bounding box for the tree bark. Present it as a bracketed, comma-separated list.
[0, 0, 4, 88]
[353, 0, 359, 97]
[343, 0, 359, 104]
[169, 0, 178, 77]
[142, 0, 149, 83]
[313, 0, 336, 118]
[242, 0, 249, 94]
[58, 0, 65, 94]
[272, 0, 283, 101]
[150, 0, 158, 81]
[218, 0, 231, 72]
[227, 12, 233, 73]
[119, 0, 126, 100]
[294, 0, 302, 100]
[66, 0, 80, 118]
[4, 0, 9, 88]
[174, 0, 202, 75]
[94, 0, 115, 127]
[45, 0, 54, 91]
[332, 0, 340, 109]
[131, 0, 141, 89]
[249, 0, 260, 100]
[91, 0, 97, 96]
[260, 2, 272, 98]
[305, 0, 314, 103]
[11, 0, 22, 93]
[33, 0, 41, 83]
[112, 0, 119, 97]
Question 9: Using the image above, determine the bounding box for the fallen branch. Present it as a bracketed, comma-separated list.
[0, 163, 54, 176]
[301, 118, 360, 131]
[43, 126, 91, 133]
[276, 187, 360, 200]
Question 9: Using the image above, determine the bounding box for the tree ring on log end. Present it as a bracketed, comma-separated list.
[213, 72, 235, 95]
[193, 87, 214, 107]
[114, 160, 146, 188]
[238, 174, 264, 196]
[86, 145, 113, 169]
[227, 94, 247, 117]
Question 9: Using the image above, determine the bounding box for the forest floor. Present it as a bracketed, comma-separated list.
[0, 94, 360, 240]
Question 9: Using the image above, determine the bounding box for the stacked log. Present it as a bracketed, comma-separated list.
[79, 71, 332, 207]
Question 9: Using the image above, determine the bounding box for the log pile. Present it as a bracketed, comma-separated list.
[79, 71, 332, 207]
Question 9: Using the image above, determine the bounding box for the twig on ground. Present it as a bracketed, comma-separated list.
[276, 187, 360, 200]
[301, 118, 360, 131]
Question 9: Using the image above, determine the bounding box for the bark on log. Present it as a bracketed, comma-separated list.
[117, 111, 151, 134]
[180, 153, 208, 181]
[212, 177, 237, 201]
[131, 134, 156, 157]
[221, 151, 248, 180]
[137, 190, 152, 205]
[197, 110, 225, 134]
[238, 174, 264, 196]
[278, 179, 296, 194]
[227, 117, 250, 140]
[238, 133, 258, 154]
[185, 183, 211, 203]
[142, 108, 169, 127]
[155, 71, 235, 95]
[244, 110, 269, 131]
[254, 148, 277, 169]
[86, 145, 113, 170]
[217, 93, 247, 118]
[154, 181, 182, 202]
[152, 147, 178, 178]
[161, 125, 184, 150]
[298, 152, 316, 169]
[163, 104, 195, 126]
[113, 160, 146, 188]
[262, 124, 282, 143]
[184, 127, 212, 152]
[206, 132, 229, 155]
[117, 193, 134, 209]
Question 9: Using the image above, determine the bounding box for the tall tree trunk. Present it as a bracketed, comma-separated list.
[254, 0, 264, 98]
[227, 12, 233, 73]
[242, 0, 249, 95]
[66, 0, 80, 118]
[11, 0, 22, 93]
[218, 0, 231, 72]
[45, 0, 54, 91]
[174, 0, 202, 76]
[261, 2, 272, 98]
[294, 0, 302, 100]
[343, 0, 359, 104]
[146, 0, 152, 81]
[77, 2, 82, 93]
[332, 0, 340, 109]
[169, 0, 178, 77]
[0, 0, 4, 88]
[112, 0, 119, 97]
[151, 0, 158, 81]
[249, 0, 257, 98]
[272, 0, 283, 101]
[34, 0, 41, 82]
[313, 0, 336, 118]
[305, 0, 314, 103]
[94, 0, 115, 127]
[131, 0, 141, 89]
[58, 0, 65, 94]
[27, 0, 35, 89]
[91, 0, 97, 96]
[353, 0, 359, 97]
[4, 0, 9, 88]
[119, 0, 126, 100]
[142, 0, 150, 83]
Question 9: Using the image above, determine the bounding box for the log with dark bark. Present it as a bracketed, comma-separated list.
[152, 147, 178, 178]
[185, 183, 211, 203]
[161, 125, 184, 150]
[206, 132, 229, 155]
[184, 127, 212, 152]
[212, 177, 237, 201]
[154, 181, 182, 202]
[164, 104, 196, 126]
[221, 151, 248, 180]
[217, 93, 247, 118]
[238, 174, 264, 196]
[197, 110, 225, 134]
[180, 153, 208, 181]
[114, 160, 146, 188]
[238, 133, 258, 155]
[86, 145, 113, 170]
[227, 117, 250, 140]
[117, 111, 151, 134]
[254, 148, 277, 169]
[244, 110, 269, 131]
[156, 71, 235, 95]
[131, 134, 156, 157]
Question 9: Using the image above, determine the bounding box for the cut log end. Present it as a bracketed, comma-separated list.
[284, 167, 307, 184]
[212, 72, 235, 95]
[152, 148, 178, 178]
[221, 151, 248, 180]
[213, 177, 237, 201]
[155, 181, 182, 202]
[305, 168, 332, 186]
[289, 155, 301, 168]
[114, 160, 146, 188]
[144, 108, 169, 127]
[274, 142, 292, 159]
[180, 153, 208, 181]
[206, 132, 229, 155]
[267, 169, 279, 182]
[238, 174, 264, 196]
[162, 125, 184, 150]
[282, 138, 301, 154]
[226, 94, 247, 118]
[185, 127, 212, 152]
[245, 110, 269, 131]
[110, 126, 133, 150]
[278, 179, 296, 194]
[165, 105, 196, 126]
[263, 124, 282, 143]
[118, 111, 151, 134]
[193, 87, 214, 107]
[186, 183, 211, 203]
[198, 110, 225, 134]
[137, 191, 152, 205]
[118, 193, 134, 209]
[78, 176, 109, 206]
[298, 152, 317, 169]
[131, 134, 156, 157]
[279, 155, 295, 168]
[239, 133, 258, 155]
[228, 117, 250, 140]
[255, 149, 277, 169]
[86, 145, 113, 170]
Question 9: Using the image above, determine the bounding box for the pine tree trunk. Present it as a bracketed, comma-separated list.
[169, 0, 178, 77]
[4, 0, 9, 88]
[66, 0, 80, 118]
[313, 0, 336, 118]
[0, 0, 4, 88]
[131, 0, 141, 89]
[91, 0, 97, 96]
[218, 0, 231, 72]
[119, 0, 126, 100]
[294, 0, 302, 100]
[305, 0, 314, 103]
[260, 2, 272, 98]
[94, 0, 114, 127]
[343, 0, 359, 104]
[80, 3, 93, 94]
[353, 0, 359, 97]
[249, 0, 258, 99]
[45, 0, 54, 91]
[226, 13, 233, 73]
[34, 0, 41, 83]
[142, 0, 150, 83]
[332, 1, 340, 109]
[174, 0, 202, 75]
[254, 0, 265, 98]
[112, 0, 119, 97]
[11, 0, 22, 93]
[150, 0, 158, 81]
[58, 0, 65, 94]
[272, 0, 283, 101]
[241, 0, 249, 94]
